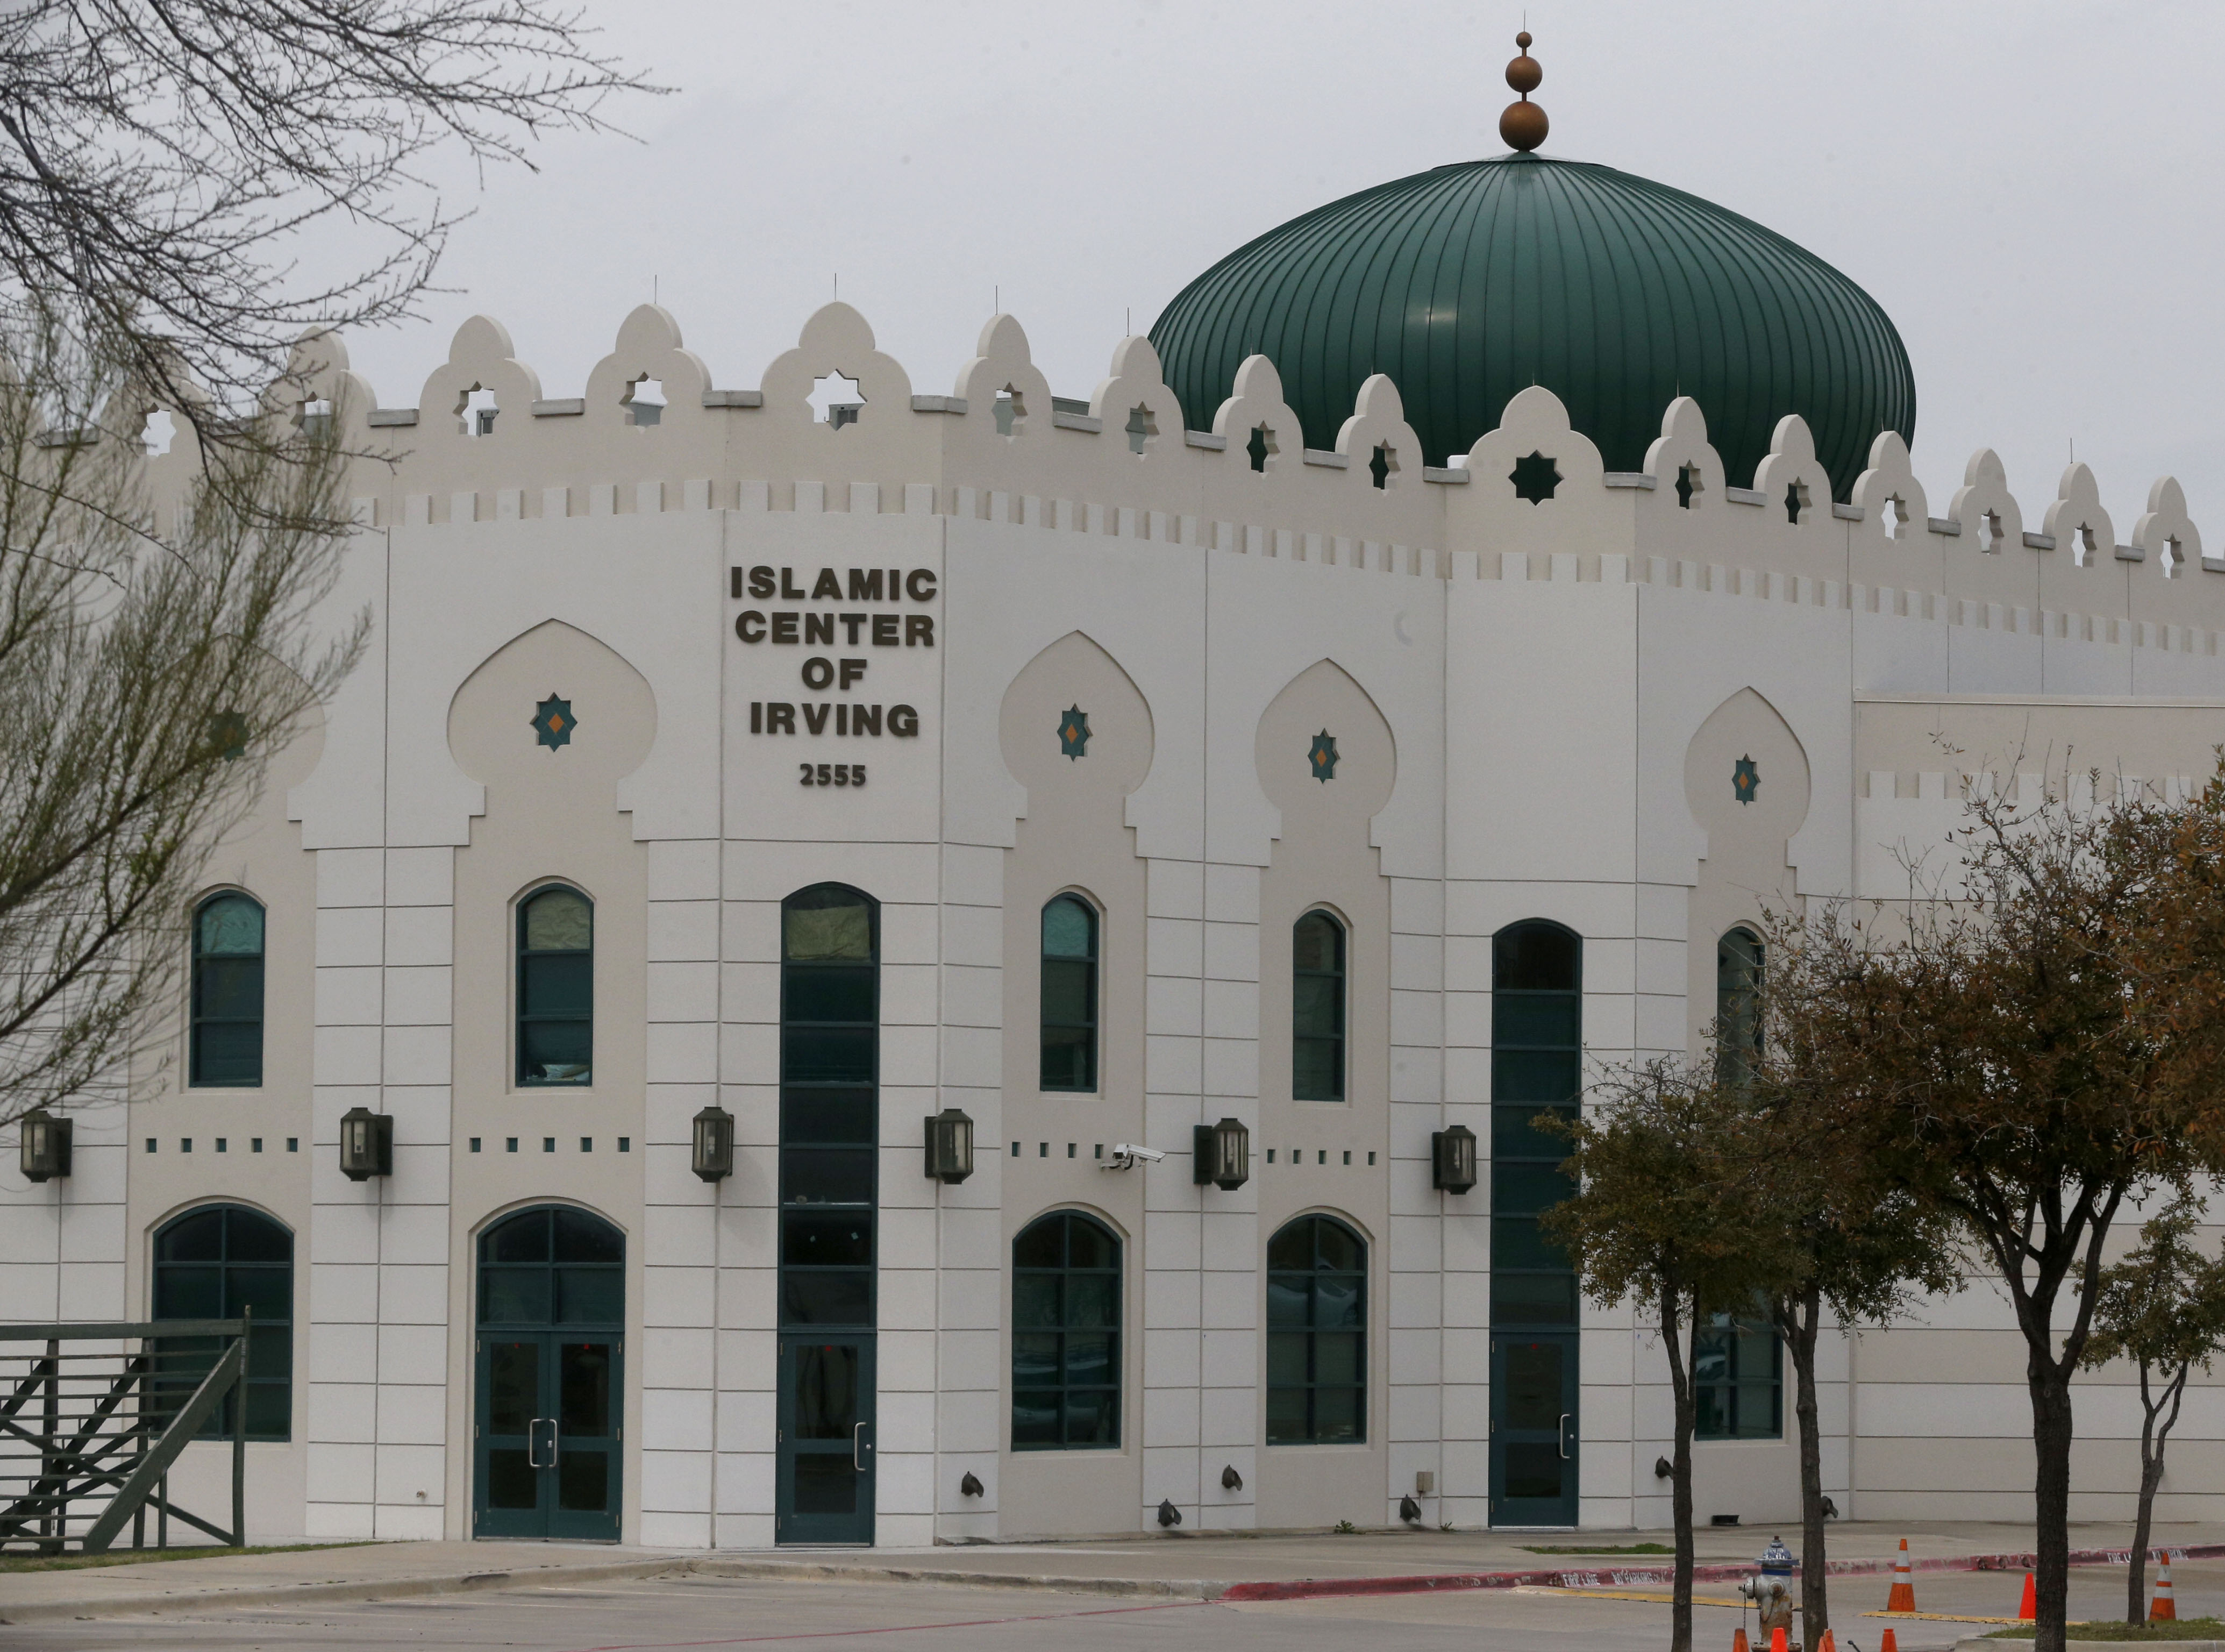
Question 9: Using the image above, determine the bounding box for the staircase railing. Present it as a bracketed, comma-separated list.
[0, 1314, 251, 1554]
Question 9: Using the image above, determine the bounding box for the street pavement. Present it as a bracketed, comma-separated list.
[7, 1552, 2225, 1652]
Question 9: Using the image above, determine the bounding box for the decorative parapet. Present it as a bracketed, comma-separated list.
[116, 301, 2215, 637]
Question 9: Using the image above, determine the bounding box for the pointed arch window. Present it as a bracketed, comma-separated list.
[153, 1204, 293, 1440]
[1716, 927, 1764, 1083]
[518, 887, 593, 1086]
[1293, 910, 1346, 1101]
[191, 894, 265, 1087]
[1265, 1214, 1367, 1444]
[1012, 1210, 1122, 1449]
[1040, 895, 1099, 1092]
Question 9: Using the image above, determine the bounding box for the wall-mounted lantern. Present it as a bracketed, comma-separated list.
[1192, 1117, 1250, 1191]
[1431, 1123, 1478, 1194]
[338, 1107, 393, 1181]
[691, 1105, 735, 1182]
[924, 1107, 974, 1184]
[19, 1110, 71, 1183]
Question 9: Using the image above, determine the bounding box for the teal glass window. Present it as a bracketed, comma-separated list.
[780, 884, 878, 1328]
[517, 887, 592, 1086]
[152, 1205, 292, 1440]
[190, 894, 265, 1087]
[477, 1205, 625, 1328]
[1716, 927, 1764, 1081]
[1011, 1211, 1122, 1450]
[1695, 1312, 1782, 1440]
[1265, 1214, 1367, 1444]
[1491, 920, 1581, 1328]
[1293, 911, 1346, 1101]
[1039, 895, 1098, 1092]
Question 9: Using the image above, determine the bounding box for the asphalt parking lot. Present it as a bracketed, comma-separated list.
[6, 1557, 2217, 1652]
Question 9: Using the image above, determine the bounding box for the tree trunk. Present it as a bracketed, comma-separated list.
[2127, 1362, 2188, 1625]
[1661, 1275, 1696, 1652]
[1787, 1285, 1828, 1643]
[2029, 1361, 2076, 1652]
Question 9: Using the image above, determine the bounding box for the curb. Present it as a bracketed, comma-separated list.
[7, 1540, 2223, 1625]
[690, 1558, 1218, 1601]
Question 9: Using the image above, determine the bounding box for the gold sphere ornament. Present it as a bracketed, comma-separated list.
[1499, 30, 1548, 153]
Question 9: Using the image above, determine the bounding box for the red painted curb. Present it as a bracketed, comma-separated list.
[1214, 1543, 2225, 1605]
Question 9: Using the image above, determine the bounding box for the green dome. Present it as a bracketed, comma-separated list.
[1150, 153, 1914, 502]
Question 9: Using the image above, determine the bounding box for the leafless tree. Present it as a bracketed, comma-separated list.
[0, 308, 366, 1131]
[0, 1, 655, 448]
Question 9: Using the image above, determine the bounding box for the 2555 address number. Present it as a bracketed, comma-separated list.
[801, 764, 866, 787]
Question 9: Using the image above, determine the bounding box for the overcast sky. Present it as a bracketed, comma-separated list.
[346, 1, 2224, 536]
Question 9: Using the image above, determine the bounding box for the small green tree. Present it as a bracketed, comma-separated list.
[1787, 763, 2225, 1652]
[1725, 916, 1963, 1644]
[1541, 1060, 1778, 1652]
[2078, 1198, 2225, 1623]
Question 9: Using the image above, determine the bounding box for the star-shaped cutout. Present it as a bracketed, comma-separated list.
[1510, 450, 1562, 504]
[532, 694, 577, 751]
[1309, 730, 1339, 782]
[1732, 754, 1759, 804]
[1058, 706, 1090, 760]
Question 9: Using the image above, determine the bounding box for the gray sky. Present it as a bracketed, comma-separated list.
[350, 1, 2225, 537]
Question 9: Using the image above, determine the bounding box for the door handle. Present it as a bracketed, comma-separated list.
[528, 1418, 554, 1468]
[1558, 1413, 1572, 1461]
[853, 1422, 869, 1471]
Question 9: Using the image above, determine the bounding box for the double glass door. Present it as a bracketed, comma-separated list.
[1490, 1332, 1578, 1526]
[475, 1333, 622, 1541]
[775, 1335, 875, 1544]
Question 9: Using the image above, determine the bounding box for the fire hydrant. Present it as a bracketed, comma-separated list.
[1738, 1536, 1800, 1648]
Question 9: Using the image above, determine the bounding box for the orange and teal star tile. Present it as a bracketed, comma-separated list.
[533, 694, 576, 750]
[1058, 706, 1090, 759]
[1309, 730, 1339, 782]
[1733, 753, 1759, 803]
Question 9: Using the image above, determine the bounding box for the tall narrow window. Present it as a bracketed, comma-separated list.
[190, 894, 265, 1087]
[153, 1204, 293, 1440]
[1716, 927, 1764, 1082]
[1293, 910, 1346, 1101]
[518, 887, 593, 1086]
[780, 884, 878, 1327]
[1695, 1311, 1782, 1439]
[1039, 895, 1098, 1092]
[1491, 920, 1581, 1328]
[1265, 1214, 1367, 1444]
[1011, 1210, 1121, 1449]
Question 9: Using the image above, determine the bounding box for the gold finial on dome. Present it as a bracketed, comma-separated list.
[1500, 30, 1547, 153]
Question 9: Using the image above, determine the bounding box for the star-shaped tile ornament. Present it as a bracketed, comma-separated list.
[1732, 754, 1759, 804]
[1309, 730, 1339, 782]
[208, 709, 248, 761]
[532, 694, 577, 751]
[1058, 706, 1091, 760]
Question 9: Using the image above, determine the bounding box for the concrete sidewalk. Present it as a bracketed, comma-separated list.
[5, 1519, 2222, 1626]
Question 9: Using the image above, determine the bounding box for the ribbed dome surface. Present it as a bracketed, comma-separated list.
[1150, 153, 1914, 501]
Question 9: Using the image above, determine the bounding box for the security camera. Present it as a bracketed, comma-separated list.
[1101, 1143, 1164, 1170]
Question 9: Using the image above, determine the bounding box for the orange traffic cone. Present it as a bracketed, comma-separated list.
[1880, 1630, 1900, 1652]
[2151, 1557, 2178, 1622]
[1732, 1630, 1749, 1652]
[1771, 1629, 1789, 1652]
[2019, 1572, 2037, 1622]
[1886, 1538, 1916, 1613]
[1816, 1632, 1837, 1652]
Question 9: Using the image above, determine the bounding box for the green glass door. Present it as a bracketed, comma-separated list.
[776, 1335, 875, 1544]
[1491, 1332, 1578, 1526]
[474, 1332, 622, 1541]
[472, 1205, 626, 1542]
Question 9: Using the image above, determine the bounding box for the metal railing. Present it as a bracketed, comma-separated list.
[0, 1314, 250, 1554]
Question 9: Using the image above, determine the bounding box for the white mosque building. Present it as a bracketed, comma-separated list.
[6, 36, 2224, 1548]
